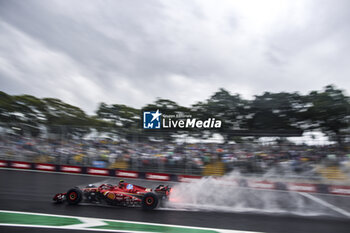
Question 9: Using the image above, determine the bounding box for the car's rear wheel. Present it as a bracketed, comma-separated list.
[141, 192, 158, 210]
[66, 188, 83, 205]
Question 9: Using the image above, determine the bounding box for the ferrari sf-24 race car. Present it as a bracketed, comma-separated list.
[53, 180, 171, 210]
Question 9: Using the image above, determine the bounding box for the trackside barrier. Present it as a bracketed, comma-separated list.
[116, 170, 139, 178]
[87, 167, 109, 176]
[247, 180, 276, 189]
[11, 161, 31, 169]
[286, 182, 317, 193]
[0, 160, 8, 167]
[328, 185, 350, 195]
[178, 175, 202, 182]
[1, 160, 350, 196]
[145, 172, 171, 181]
[35, 163, 56, 171]
[60, 165, 82, 173]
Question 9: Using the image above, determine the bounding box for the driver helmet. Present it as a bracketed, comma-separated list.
[118, 180, 125, 188]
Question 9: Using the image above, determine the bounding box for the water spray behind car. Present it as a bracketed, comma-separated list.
[166, 171, 336, 217]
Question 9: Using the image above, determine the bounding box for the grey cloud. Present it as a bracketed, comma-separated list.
[0, 0, 349, 114]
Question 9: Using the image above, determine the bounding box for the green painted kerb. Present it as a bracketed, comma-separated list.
[0, 211, 220, 233]
[0, 212, 82, 226]
[91, 221, 219, 233]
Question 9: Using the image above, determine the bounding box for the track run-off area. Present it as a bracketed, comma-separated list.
[0, 169, 350, 233]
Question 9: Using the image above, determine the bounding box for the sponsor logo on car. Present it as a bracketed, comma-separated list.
[106, 192, 116, 200]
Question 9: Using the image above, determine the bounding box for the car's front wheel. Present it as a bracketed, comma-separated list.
[66, 188, 83, 205]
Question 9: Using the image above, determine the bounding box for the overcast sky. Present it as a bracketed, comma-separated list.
[0, 0, 349, 114]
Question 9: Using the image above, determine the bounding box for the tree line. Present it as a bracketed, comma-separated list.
[0, 85, 349, 145]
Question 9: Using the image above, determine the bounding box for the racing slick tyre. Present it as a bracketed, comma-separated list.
[66, 188, 83, 205]
[142, 192, 159, 210]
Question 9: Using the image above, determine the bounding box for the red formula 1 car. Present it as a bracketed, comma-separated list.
[53, 180, 171, 210]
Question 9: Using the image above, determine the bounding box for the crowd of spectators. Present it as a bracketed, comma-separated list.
[0, 133, 349, 178]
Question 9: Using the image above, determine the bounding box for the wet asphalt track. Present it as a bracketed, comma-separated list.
[0, 169, 350, 233]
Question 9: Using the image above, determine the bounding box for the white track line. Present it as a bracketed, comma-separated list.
[61, 217, 107, 229]
[0, 224, 157, 233]
[298, 192, 350, 218]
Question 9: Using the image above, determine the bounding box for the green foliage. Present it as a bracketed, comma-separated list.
[247, 92, 303, 130]
[0, 84, 348, 144]
[96, 102, 141, 139]
[303, 85, 350, 144]
[191, 89, 248, 141]
[0, 93, 99, 138]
